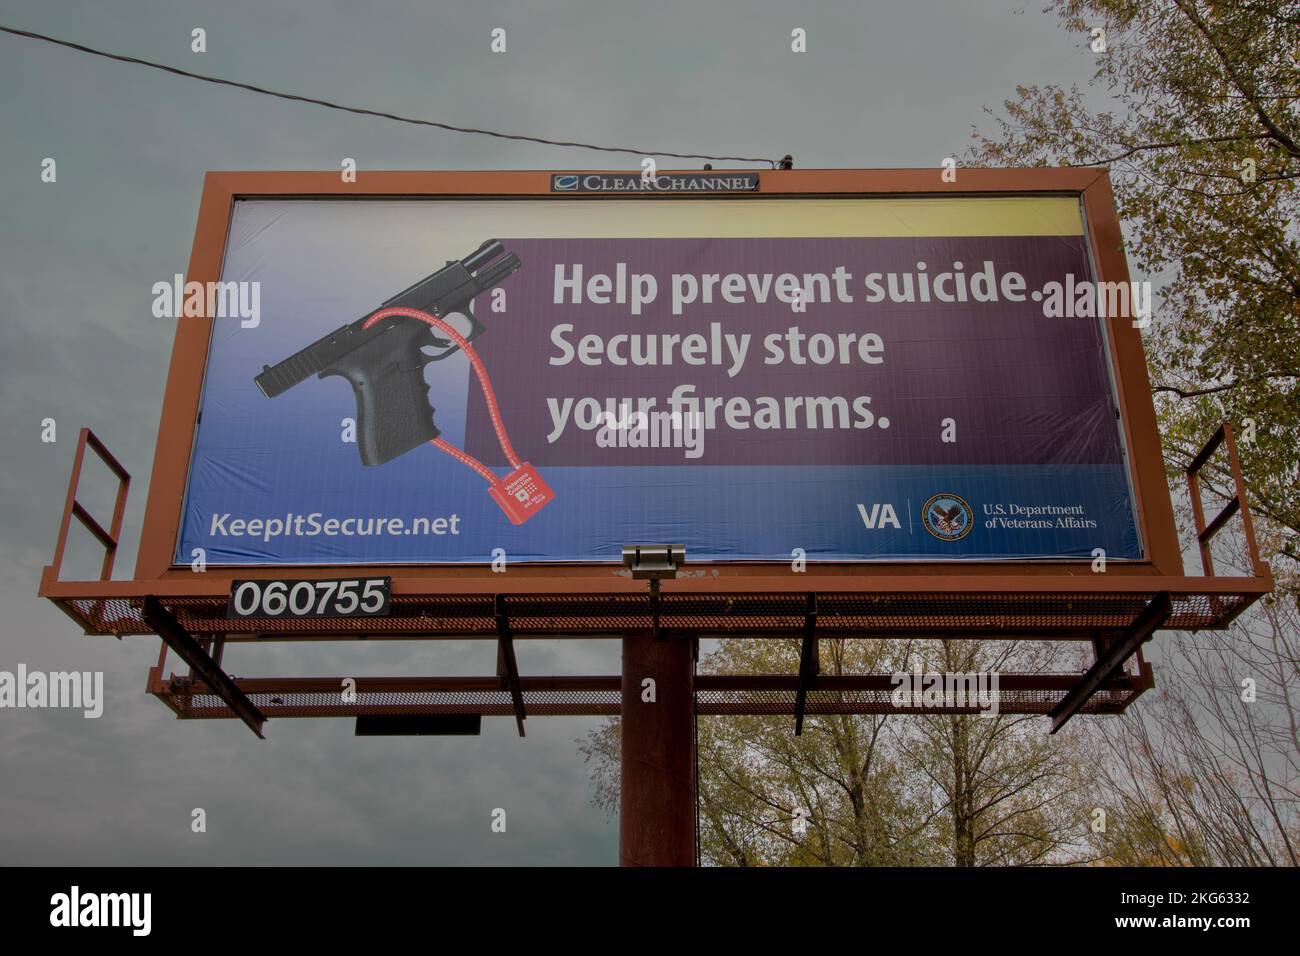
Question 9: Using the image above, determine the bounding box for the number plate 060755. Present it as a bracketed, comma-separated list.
[226, 578, 391, 620]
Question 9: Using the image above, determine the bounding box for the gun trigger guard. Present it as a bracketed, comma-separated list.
[424, 306, 485, 362]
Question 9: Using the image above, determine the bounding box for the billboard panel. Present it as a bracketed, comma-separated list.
[176, 195, 1141, 564]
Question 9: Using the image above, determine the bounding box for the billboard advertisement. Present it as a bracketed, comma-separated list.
[175, 196, 1141, 564]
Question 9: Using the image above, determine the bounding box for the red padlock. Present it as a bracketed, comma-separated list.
[487, 462, 554, 525]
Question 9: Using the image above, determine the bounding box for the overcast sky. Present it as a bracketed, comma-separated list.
[0, 1, 1104, 864]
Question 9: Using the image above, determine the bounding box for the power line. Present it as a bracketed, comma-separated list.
[0, 24, 777, 167]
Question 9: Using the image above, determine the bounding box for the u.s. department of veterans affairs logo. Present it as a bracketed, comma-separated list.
[921, 493, 973, 542]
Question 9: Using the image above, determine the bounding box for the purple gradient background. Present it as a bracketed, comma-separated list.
[466, 236, 1121, 467]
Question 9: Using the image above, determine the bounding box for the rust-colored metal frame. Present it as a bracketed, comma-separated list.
[37, 169, 1273, 734]
[50, 427, 130, 583]
[147, 671, 1155, 721]
[131, 167, 1180, 584]
[1187, 422, 1268, 579]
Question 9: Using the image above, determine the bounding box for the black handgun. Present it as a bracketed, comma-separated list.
[255, 240, 521, 467]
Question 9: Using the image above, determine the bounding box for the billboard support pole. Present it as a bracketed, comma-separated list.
[619, 630, 696, 867]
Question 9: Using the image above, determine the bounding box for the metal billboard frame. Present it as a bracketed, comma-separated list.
[137, 167, 1181, 581]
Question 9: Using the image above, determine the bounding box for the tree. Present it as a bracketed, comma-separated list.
[580, 636, 1095, 866]
[900, 639, 1097, 866]
[691, 637, 933, 866]
[970, 0, 1299, 868]
[1084, 545, 1300, 866]
[970, 0, 1299, 587]
[579, 637, 934, 866]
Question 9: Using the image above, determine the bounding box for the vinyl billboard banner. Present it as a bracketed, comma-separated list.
[176, 196, 1142, 564]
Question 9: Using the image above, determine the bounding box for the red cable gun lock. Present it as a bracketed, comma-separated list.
[360, 306, 554, 525]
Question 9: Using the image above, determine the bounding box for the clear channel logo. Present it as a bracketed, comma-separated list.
[552, 175, 580, 191]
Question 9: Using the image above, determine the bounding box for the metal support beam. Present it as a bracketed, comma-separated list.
[142, 596, 266, 739]
[649, 577, 662, 640]
[794, 593, 819, 735]
[1049, 593, 1172, 734]
[494, 595, 526, 737]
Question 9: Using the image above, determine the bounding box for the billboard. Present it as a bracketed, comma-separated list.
[174, 192, 1142, 565]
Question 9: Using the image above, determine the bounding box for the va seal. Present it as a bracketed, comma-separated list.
[921, 493, 973, 542]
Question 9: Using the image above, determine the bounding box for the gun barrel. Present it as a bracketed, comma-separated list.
[462, 239, 505, 273]
[473, 253, 521, 293]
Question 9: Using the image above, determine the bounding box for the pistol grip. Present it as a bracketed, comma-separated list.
[322, 323, 440, 466]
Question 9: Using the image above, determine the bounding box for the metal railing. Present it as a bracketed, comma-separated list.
[46, 427, 131, 582]
[1186, 421, 1268, 578]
